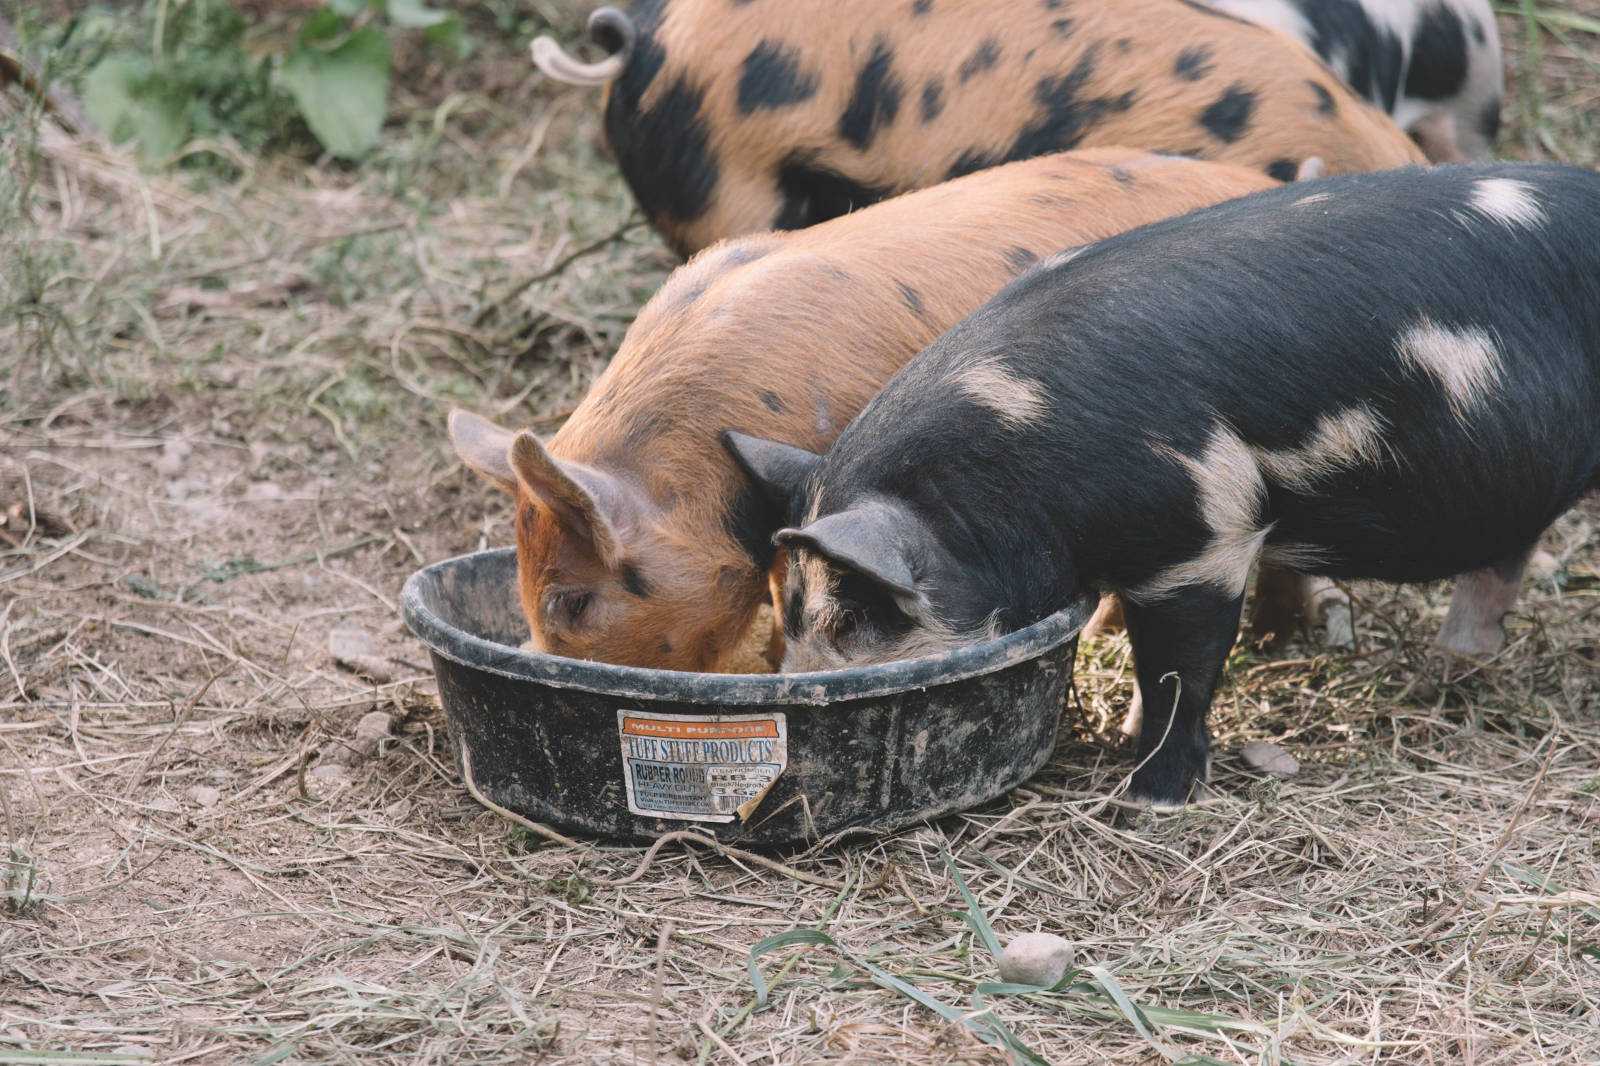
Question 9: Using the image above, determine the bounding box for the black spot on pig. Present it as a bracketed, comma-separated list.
[1200, 85, 1255, 143]
[921, 78, 945, 122]
[1110, 165, 1135, 186]
[737, 42, 819, 113]
[1005, 246, 1038, 273]
[947, 149, 992, 179]
[1051, 17, 1073, 36]
[1115, 37, 1132, 52]
[912, 0, 932, 13]
[670, 282, 708, 310]
[1404, 2, 1469, 101]
[774, 152, 894, 229]
[1470, 17, 1486, 44]
[1478, 97, 1502, 144]
[947, 46, 1135, 178]
[604, 6, 719, 239]
[1175, 46, 1212, 81]
[839, 38, 904, 150]
[1308, 80, 1338, 115]
[620, 563, 652, 599]
[760, 390, 785, 413]
[1267, 159, 1298, 182]
[1042, 0, 1063, 8]
[897, 281, 927, 318]
[719, 243, 772, 271]
[959, 38, 1001, 83]
[1288, 0, 1403, 111]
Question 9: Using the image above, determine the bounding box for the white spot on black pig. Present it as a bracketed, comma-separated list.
[1467, 177, 1546, 230]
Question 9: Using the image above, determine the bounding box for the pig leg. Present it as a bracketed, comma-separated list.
[1249, 566, 1354, 647]
[1123, 588, 1245, 810]
[1080, 593, 1125, 638]
[1434, 547, 1534, 659]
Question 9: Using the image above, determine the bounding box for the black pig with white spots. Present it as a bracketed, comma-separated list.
[1210, 0, 1503, 160]
[726, 163, 1600, 809]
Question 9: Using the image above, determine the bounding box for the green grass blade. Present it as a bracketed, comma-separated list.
[942, 845, 1003, 963]
[746, 928, 834, 1008]
[1084, 965, 1168, 1052]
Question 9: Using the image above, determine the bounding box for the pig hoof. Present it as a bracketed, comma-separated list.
[1130, 743, 1208, 810]
[1321, 602, 1355, 648]
[1434, 624, 1506, 661]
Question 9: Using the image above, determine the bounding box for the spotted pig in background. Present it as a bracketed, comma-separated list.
[533, 0, 1424, 254]
[1210, 0, 1503, 161]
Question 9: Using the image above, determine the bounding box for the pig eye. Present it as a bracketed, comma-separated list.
[544, 588, 593, 629]
[833, 607, 862, 641]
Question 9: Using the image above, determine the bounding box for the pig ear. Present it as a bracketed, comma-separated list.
[509, 432, 622, 567]
[1294, 157, 1326, 182]
[449, 409, 518, 492]
[722, 431, 821, 512]
[775, 506, 919, 599]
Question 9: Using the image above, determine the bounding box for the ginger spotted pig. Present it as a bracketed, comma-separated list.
[449, 150, 1277, 671]
[729, 162, 1600, 807]
[533, 0, 1425, 255]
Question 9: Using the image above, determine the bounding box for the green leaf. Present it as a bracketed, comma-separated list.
[326, 0, 370, 19]
[942, 846, 1003, 964]
[385, 0, 451, 28]
[299, 7, 351, 45]
[83, 53, 190, 165]
[279, 26, 391, 159]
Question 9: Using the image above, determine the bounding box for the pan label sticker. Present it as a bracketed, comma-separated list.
[617, 711, 787, 824]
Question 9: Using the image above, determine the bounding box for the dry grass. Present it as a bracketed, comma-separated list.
[3, 3, 1599, 1064]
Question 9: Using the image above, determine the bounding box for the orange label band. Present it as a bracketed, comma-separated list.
[621, 716, 779, 740]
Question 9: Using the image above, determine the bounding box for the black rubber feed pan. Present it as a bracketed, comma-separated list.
[403, 549, 1094, 847]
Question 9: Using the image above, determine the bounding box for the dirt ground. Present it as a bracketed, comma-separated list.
[3, 3, 1599, 1064]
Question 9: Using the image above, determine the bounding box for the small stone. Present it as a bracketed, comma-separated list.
[328, 625, 395, 683]
[109, 1047, 151, 1061]
[187, 785, 222, 808]
[309, 762, 349, 783]
[997, 932, 1074, 988]
[245, 480, 285, 501]
[352, 710, 393, 759]
[1240, 741, 1299, 778]
[146, 795, 180, 814]
[383, 799, 410, 821]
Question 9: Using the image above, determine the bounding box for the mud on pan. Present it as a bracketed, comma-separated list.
[403, 549, 1094, 847]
